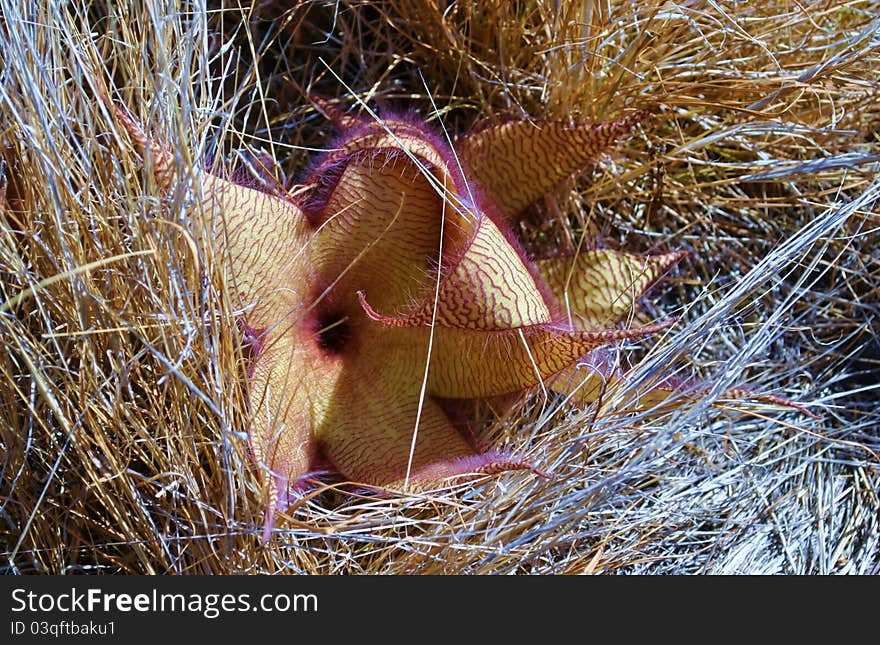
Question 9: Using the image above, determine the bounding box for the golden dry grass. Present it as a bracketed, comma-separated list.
[1, 0, 878, 574]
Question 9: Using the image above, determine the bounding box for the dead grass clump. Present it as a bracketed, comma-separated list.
[1, 0, 878, 574]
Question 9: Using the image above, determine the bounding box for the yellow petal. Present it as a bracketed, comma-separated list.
[314, 359, 479, 490]
[538, 249, 685, 329]
[391, 320, 674, 399]
[552, 369, 819, 419]
[107, 102, 312, 329]
[309, 152, 448, 314]
[248, 330, 341, 471]
[455, 113, 644, 218]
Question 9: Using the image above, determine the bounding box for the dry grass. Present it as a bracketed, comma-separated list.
[1, 0, 878, 574]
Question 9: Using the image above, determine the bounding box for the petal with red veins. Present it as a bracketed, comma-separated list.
[108, 104, 312, 328]
[455, 114, 644, 218]
[108, 99, 817, 545]
[247, 332, 341, 494]
[360, 320, 674, 400]
[310, 96, 362, 131]
[537, 249, 686, 329]
[309, 117, 451, 184]
[314, 359, 481, 491]
[552, 368, 819, 418]
[359, 212, 552, 330]
[310, 152, 463, 314]
[108, 105, 178, 191]
[203, 175, 313, 325]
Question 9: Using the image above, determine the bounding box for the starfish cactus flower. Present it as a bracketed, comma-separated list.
[107, 102, 716, 541]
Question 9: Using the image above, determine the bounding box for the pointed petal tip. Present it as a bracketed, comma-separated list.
[106, 102, 148, 155]
[722, 388, 821, 419]
[310, 95, 362, 130]
[660, 248, 691, 265]
[653, 249, 691, 276]
[258, 470, 330, 544]
[618, 317, 678, 338]
[454, 110, 653, 219]
[260, 513, 274, 546]
[595, 374, 821, 420]
[409, 452, 554, 487]
[101, 97, 177, 192]
[259, 474, 286, 545]
[619, 107, 652, 128]
[539, 248, 686, 330]
[474, 454, 555, 481]
[357, 290, 402, 326]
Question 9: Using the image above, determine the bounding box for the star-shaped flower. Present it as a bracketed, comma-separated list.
[107, 101, 711, 541]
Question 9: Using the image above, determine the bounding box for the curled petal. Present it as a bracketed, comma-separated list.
[310, 96, 362, 131]
[310, 152, 462, 314]
[358, 213, 552, 330]
[307, 116, 452, 187]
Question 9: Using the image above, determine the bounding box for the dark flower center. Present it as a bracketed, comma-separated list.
[315, 308, 351, 355]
